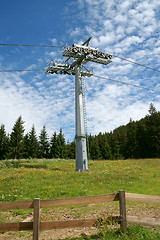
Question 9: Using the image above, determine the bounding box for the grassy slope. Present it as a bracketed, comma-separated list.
[0, 158, 160, 202]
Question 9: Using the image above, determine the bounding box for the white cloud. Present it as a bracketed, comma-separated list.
[49, 38, 58, 45]
[69, 27, 81, 38]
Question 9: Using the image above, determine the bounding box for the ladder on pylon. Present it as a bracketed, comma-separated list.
[82, 77, 88, 136]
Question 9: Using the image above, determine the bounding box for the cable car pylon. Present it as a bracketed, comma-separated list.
[46, 37, 112, 171]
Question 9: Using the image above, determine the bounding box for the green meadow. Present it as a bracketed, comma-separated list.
[0, 158, 159, 202]
[0, 159, 160, 239]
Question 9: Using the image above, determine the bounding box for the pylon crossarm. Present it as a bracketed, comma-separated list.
[83, 56, 112, 65]
[45, 65, 93, 77]
[63, 51, 83, 59]
[45, 67, 71, 75]
[63, 45, 112, 60]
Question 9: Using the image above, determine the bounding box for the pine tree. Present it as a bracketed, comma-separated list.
[66, 140, 75, 159]
[57, 128, 66, 158]
[9, 116, 25, 159]
[110, 129, 122, 159]
[28, 125, 39, 158]
[50, 131, 60, 158]
[88, 135, 101, 160]
[134, 118, 147, 158]
[23, 133, 30, 158]
[148, 103, 157, 116]
[98, 132, 112, 160]
[38, 125, 49, 158]
[146, 104, 160, 157]
[124, 120, 137, 159]
[0, 124, 9, 160]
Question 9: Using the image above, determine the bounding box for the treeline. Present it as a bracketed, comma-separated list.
[0, 103, 160, 160]
[0, 116, 75, 160]
[88, 103, 160, 159]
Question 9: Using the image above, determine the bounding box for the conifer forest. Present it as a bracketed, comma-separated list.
[1, 103, 160, 160]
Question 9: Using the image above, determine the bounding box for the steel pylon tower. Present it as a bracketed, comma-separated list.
[46, 37, 112, 171]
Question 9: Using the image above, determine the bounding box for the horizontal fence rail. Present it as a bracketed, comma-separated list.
[0, 192, 160, 240]
[0, 217, 121, 231]
[0, 222, 33, 232]
[0, 193, 119, 210]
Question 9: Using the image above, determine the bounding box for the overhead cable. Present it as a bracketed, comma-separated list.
[113, 55, 160, 73]
[92, 74, 160, 93]
[0, 43, 65, 48]
[0, 69, 45, 72]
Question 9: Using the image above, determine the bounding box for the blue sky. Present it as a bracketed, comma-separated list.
[0, 0, 160, 141]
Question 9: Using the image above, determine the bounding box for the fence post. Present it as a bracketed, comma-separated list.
[119, 190, 127, 232]
[33, 198, 40, 240]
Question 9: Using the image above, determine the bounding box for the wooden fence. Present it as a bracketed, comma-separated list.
[0, 191, 160, 240]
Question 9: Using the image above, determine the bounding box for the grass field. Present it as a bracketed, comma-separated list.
[0, 158, 160, 239]
[0, 158, 160, 202]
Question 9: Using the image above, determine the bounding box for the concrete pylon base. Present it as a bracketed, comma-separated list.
[75, 136, 88, 171]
